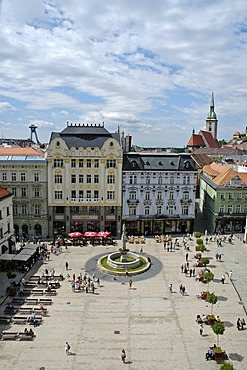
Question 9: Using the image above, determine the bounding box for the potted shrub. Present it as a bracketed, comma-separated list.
[199, 257, 210, 266]
[220, 363, 235, 370]
[7, 271, 17, 279]
[194, 252, 202, 259]
[195, 244, 206, 252]
[194, 231, 201, 238]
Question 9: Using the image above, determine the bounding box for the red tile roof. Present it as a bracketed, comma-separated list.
[199, 131, 220, 148]
[0, 187, 12, 199]
[187, 134, 204, 147]
[0, 147, 44, 157]
[203, 162, 247, 186]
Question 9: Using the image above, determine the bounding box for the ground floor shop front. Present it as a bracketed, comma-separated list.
[123, 217, 194, 236]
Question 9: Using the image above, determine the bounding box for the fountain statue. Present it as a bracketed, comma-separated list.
[119, 224, 129, 262]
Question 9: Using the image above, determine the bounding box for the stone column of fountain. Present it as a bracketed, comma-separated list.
[119, 224, 129, 262]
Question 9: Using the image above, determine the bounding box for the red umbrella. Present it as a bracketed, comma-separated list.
[97, 231, 111, 237]
[84, 231, 97, 237]
[68, 232, 83, 238]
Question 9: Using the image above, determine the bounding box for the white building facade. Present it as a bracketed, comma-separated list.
[122, 153, 197, 235]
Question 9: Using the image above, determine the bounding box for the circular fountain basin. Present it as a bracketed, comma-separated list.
[107, 251, 141, 269]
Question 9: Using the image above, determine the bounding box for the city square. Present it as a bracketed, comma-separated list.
[0, 232, 246, 370]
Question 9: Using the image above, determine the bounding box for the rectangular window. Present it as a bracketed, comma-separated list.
[13, 204, 18, 215]
[7, 223, 10, 233]
[6, 207, 10, 216]
[12, 173, 16, 181]
[71, 174, 76, 183]
[94, 190, 99, 199]
[130, 192, 136, 200]
[71, 159, 76, 168]
[55, 174, 62, 183]
[169, 192, 174, 200]
[0, 227, 3, 239]
[79, 174, 83, 183]
[11, 188, 17, 196]
[94, 175, 99, 183]
[228, 193, 233, 200]
[182, 205, 189, 215]
[157, 206, 162, 215]
[145, 207, 150, 215]
[129, 207, 136, 216]
[227, 204, 233, 213]
[71, 190, 76, 198]
[79, 190, 83, 199]
[0, 210, 2, 219]
[168, 205, 174, 215]
[106, 159, 116, 168]
[21, 188, 27, 197]
[158, 176, 162, 185]
[170, 176, 174, 185]
[79, 159, 83, 167]
[2, 173, 7, 181]
[87, 175, 91, 183]
[107, 191, 115, 200]
[219, 204, 224, 213]
[87, 159, 91, 168]
[145, 192, 150, 200]
[157, 192, 162, 200]
[94, 159, 99, 168]
[54, 159, 64, 167]
[236, 204, 241, 213]
[146, 177, 150, 185]
[237, 192, 242, 200]
[34, 173, 39, 182]
[55, 191, 63, 200]
[21, 204, 27, 215]
[34, 188, 40, 198]
[34, 205, 40, 215]
[183, 191, 189, 200]
[21, 173, 26, 181]
[86, 190, 91, 199]
[107, 174, 115, 184]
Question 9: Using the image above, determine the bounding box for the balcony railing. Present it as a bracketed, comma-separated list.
[70, 198, 99, 203]
[127, 199, 139, 204]
[180, 199, 192, 204]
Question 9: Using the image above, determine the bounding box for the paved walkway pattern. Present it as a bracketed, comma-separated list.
[0, 234, 247, 370]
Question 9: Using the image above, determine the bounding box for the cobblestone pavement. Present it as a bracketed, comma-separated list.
[0, 234, 246, 370]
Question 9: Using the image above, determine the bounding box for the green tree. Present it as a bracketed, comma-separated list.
[206, 292, 218, 315]
[218, 139, 228, 146]
[194, 231, 201, 238]
[199, 257, 210, 266]
[202, 271, 214, 291]
[212, 321, 225, 347]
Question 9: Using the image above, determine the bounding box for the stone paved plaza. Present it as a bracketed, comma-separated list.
[0, 234, 247, 370]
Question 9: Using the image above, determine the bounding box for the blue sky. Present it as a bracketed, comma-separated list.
[0, 0, 247, 147]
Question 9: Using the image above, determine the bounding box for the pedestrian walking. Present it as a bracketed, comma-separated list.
[129, 279, 133, 289]
[169, 283, 172, 292]
[228, 270, 233, 280]
[64, 342, 70, 355]
[140, 246, 143, 253]
[181, 264, 184, 273]
[221, 274, 225, 284]
[182, 285, 185, 295]
[199, 325, 204, 336]
[65, 262, 69, 270]
[186, 253, 188, 261]
[237, 318, 241, 330]
[241, 318, 246, 330]
[121, 349, 126, 363]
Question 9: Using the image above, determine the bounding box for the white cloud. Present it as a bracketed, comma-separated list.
[0, 0, 247, 145]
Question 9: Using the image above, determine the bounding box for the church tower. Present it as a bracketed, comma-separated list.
[205, 92, 218, 139]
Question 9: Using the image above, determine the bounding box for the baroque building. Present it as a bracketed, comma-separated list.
[122, 153, 197, 235]
[199, 162, 247, 233]
[0, 187, 14, 254]
[47, 123, 123, 237]
[0, 146, 48, 241]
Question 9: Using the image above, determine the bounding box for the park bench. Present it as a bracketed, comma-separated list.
[11, 298, 25, 305]
[31, 289, 45, 296]
[39, 298, 52, 305]
[4, 308, 17, 315]
[44, 289, 57, 296]
[25, 298, 39, 305]
[1, 331, 18, 340]
[18, 333, 34, 341]
[12, 316, 28, 324]
[18, 307, 33, 314]
[29, 276, 41, 281]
